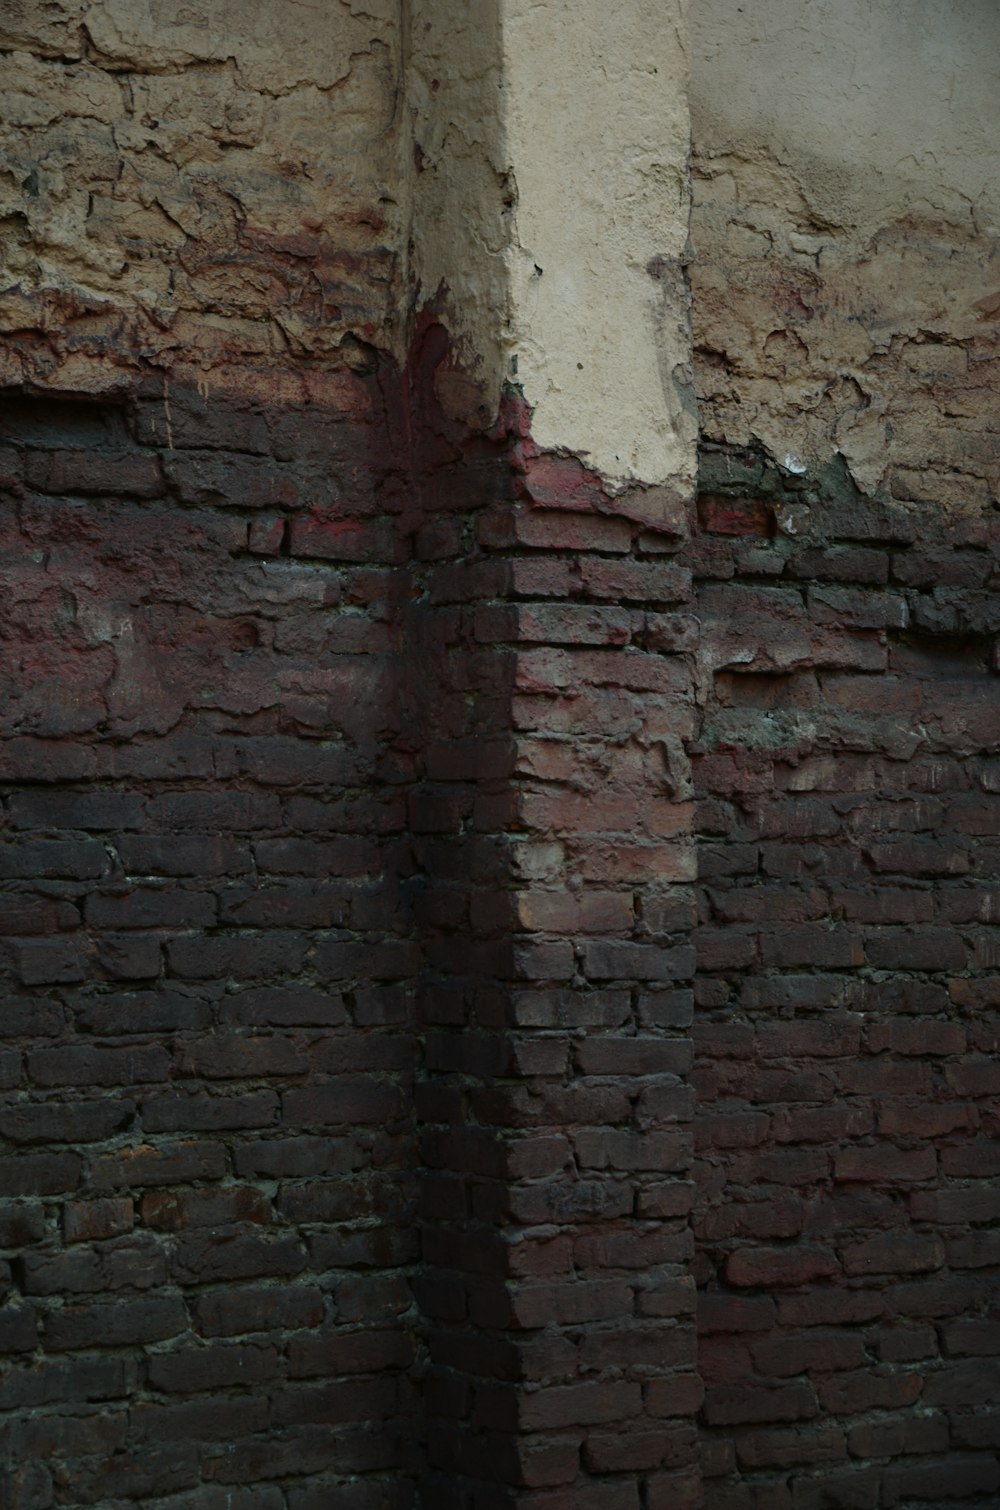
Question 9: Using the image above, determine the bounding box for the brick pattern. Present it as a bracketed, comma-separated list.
[0, 376, 420, 1510]
[2, 368, 999, 1510]
[412, 390, 701, 1508]
[687, 447, 1000, 1509]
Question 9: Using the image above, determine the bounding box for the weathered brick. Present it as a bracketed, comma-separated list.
[45, 1296, 188, 1350]
[704, 1381, 818, 1426]
[92, 1140, 226, 1188]
[63, 1197, 134, 1243]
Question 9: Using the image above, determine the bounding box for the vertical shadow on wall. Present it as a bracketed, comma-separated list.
[0, 363, 433, 1507]
[389, 308, 522, 1506]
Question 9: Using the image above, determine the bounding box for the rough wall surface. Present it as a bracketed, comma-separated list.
[0, 375, 426, 1510]
[0, 0, 405, 388]
[2, 1, 1000, 1508]
[686, 450, 1000, 1508]
[408, 356, 700, 1510]
[689, 0, 1000, 508]
[0, 6, 420, 1508]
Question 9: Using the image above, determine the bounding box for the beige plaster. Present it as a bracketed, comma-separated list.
[0, 0, 406, 389]
[408, 0, 696, 493]
[2, 0, 698, 504]
[690, 0, 1000, 508]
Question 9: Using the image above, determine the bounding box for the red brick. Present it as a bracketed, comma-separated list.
[833, 1146, 936, 1184]
[727, 1245, 839, 1289]
[704, 1380, 818, 1426]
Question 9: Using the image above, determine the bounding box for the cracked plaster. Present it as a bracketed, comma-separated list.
[690, 0, 1000, 511]
[0, 0, 406, 393]
[409, 0, 695, 494]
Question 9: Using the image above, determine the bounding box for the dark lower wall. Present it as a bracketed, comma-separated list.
[413, 423, 700, 1510]
[0, 369, 421, 1510]
[687, 448, 1000, 1509]
[0, 343, 701, 1510]
[0, 366, 998, 1510]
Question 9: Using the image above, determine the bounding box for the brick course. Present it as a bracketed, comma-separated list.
[0, 359, 997, 1510]
[689, 444, 1000, 1508]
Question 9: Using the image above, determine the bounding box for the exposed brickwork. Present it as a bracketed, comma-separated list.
[2, 344, 1000, 1510]
[687, 446, 1000, 1509]
[405, 354, 700, 1506]
[0, 369, 421, 1510]
[0, 325, 705, 1507]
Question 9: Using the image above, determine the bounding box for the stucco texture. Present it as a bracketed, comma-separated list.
[690, 0, 1000, 511]
[0, 0, 405, 394]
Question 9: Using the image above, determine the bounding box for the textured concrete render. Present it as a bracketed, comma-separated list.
[0, 2, 998, 1508]
[690, 0, 1000, 505]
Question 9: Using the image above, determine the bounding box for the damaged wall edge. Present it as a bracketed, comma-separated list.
[407, 0, 697, 511]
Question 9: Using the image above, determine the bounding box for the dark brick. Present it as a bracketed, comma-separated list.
[283, 1078, 406, 1128]
[117, 834, 253, 876]
[131, 1394, 270, 1443]
[0, 1151, 82, 1195]
[148, 1342, 280, 1393]
[0, 1355, 135, 1409]
[166, 932, 309, 980]
[142, 1090, 279, 1133]
[171, 1227, 307, 1284]
[85, 886, 217, 929]
[0, 1098, 134, 1147]
[704, 1381, 818, 1426]
[233, 1134, 365, 1179]
[0, 1300, 38, 1355]
[45, 1295, 187, 1349]
[176, 1033, 309, 1079]
[10, 939, 88, 985]
[220, 986, 347, 1027]
[64, 1197, 134, 1243]
[8, 791, 146, 831]
[883, 1454, 1000, 1501]
[142, 1186, 270, 1231]
[22, 1234, 166, 1294]
[192, 1283, 325, 1337]
[28, 1044, 171, 1087]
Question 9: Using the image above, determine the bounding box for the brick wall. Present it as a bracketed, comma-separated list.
[0, 352, 998, 1510]
[686, 446, 1000, 1509]
[0, 367, 421, 1510]
[411, 372, 701, 1509]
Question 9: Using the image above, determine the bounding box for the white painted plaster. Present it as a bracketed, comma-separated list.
[409, 0, 696, 493]
[690, 0, 1000, 505]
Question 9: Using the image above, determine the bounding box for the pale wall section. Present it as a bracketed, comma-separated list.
[0, 0, 406, 390]
[409, 0, 696, 496]
[406, 0, 509, 426]
[503, 0, 695, 493]
[690, 0, 1000, 508]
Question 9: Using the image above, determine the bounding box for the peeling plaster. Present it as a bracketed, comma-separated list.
[408, 0, 696, 496]
[0, 0, 406, 389]
[690, 0, 1000, 511]
[502, 0, 694, 493]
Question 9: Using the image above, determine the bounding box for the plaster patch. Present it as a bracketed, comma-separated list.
[690, 0, 1000, 508]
